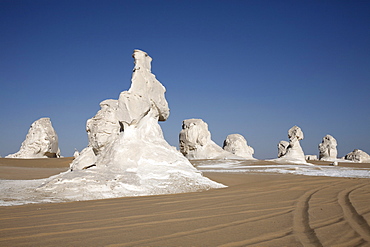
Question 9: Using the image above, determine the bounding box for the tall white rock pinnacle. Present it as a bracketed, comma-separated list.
[40, 50, 224, 201]
[6, 117, 61, 159]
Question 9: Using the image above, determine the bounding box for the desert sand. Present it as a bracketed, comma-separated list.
[0, 158, 370, 246]
[0, 157, 73, 180]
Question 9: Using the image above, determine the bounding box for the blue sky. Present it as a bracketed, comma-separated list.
[1, 0, 369, 159]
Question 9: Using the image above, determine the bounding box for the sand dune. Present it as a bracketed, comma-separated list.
[0, 158, 369, 246]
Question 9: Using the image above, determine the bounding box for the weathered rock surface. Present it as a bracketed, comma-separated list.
[86, 99, 121, 155]
[70, 146, 97, 170]
[40, 49, 224, 201]
[305, 155, 318, 161]
[275, 126, 306, 163]
[319, 134, 338, 161]
[179, 119, 241, 160]
[6, 118, 61, 159]
[278, 140, 289, 158]
[223, 134, 255, 159]
[345, 149, 370, 163]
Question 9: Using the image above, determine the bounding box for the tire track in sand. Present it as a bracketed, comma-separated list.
[105, 209, 293, 247]
[338, 184, 370, 243]
[293, 181, 347, 247]
[293, 187, 323, 247]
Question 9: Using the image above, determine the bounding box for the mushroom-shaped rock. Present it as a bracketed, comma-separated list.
[223, 134, 255, 159]
[345, 149, 370, 163]
[288, 125, 304, 141]
[275, 126, 306, 163]
[179, 119, 240, 159]
[319, 134, 338, 161]
[6, 118, 61, 159]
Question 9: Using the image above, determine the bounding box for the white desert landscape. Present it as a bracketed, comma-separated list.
[1, 50, 370, 246]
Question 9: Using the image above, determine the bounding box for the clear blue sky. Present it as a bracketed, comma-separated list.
[1, 0, 369, 159]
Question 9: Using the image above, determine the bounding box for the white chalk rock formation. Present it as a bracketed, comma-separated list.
[319, 134, 338, 161]
[278, 140, 289, 158]
[179, 119, 241, 159]
[87, 99, 121, 155]
[71, 99, 120, 170]
[275, 126, 306, 163]
[345, 149, 370, 163]
[305, 155, 318, 161]
[73, 149, 79, 158]
[39, 49, 224, 201]
[6, 118, 61, 159]
[70, 146, 97, 170]
[223, 134, 255, 159]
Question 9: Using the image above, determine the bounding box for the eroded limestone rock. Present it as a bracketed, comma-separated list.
[345, 149, 370, 163]
[44, 49, 224, 200]
[86, 99, 120, 155]
[319, 135, 338, 161]
[70, 146, 97, 170]
[278, 141, 289, 158]
[223, 134, 255, 159]
[179, 119, 240, 159]
[6, 118, 61, 159]
[305, 155, 318, 161]
[276, 126, 306, 163]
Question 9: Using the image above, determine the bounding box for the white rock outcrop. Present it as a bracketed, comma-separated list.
[73, 149, 79, 158]
[6, 118, 61, 159]
[71, 99, 120, 171]
[305, 155, 318, 161]
[38, 50, 224, 201]
[275, 126, 306, 163]
[223, 134, 255, 159]
[86, 99, 121, 155]
[345, 149, 370, 163]
[278, 140, 289, 158]
[319, 134, 338, 161]
[179, 119, 241, 160]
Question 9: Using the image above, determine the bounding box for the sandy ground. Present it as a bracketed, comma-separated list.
[0, 157, 73, 180]
[0, 158, 370, 246]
